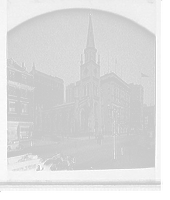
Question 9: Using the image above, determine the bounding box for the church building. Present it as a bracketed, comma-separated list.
[41, 15, 101, 137]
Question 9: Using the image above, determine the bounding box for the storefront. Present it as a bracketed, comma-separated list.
[7, 122, 18, 141]
[19, 122, 33, 140]
[7, 117, 33, 141]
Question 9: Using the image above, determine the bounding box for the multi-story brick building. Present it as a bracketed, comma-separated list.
[100, 73, 130, 135]
[129, 83, 144, 132]
[30, 65, 64, 138]
[7, 58, 34, 151]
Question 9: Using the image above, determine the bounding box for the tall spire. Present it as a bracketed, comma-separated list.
[86, 14, 95, 48]
[84, 14, 97, 63]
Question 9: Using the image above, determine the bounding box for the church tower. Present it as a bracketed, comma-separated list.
[78, 14, 101, 134]
[84, 14, 97, 63]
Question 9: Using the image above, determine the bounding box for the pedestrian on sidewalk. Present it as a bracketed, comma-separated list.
[30, 138, 33, 147]
[120, 145, 124, 156]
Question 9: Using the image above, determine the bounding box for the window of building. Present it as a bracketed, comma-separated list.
[93, 84, 95, 95]
[20, 88, 27, 98]
[96, 85, 97, 95]
[84, 85, 87, 96]
[8, 85, 17, 96]
[87, 83, 90, 96]
[9, 101, 16, 113]
[9, 70, 15, 80]
[21, 103, 28, 114]
[22, 74, 27, 84]
[94, 103, 97, 118]
[20, 126, 29, 139]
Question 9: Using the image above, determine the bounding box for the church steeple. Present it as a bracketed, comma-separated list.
[86, 14, 95, 48]
[84, 14, 97, 63]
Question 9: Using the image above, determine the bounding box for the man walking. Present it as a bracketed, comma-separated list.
[120, 145, 124, 156]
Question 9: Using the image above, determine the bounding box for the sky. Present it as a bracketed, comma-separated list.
[7, 8, 156, 106]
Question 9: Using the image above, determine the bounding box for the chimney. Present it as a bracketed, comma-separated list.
[22, 63, 25, 70]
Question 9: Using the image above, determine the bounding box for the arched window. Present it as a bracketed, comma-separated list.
[87, 83, 90, 95]
[93, 84, 95, 94]
[86, 51, 88, 61]
[94, 102, 98, 118]
[84, 85, 86, 96]
[96, 85, 97, 95]
[81, 110, 85, 130]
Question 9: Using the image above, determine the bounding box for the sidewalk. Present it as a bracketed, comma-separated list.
[93, 143, 155, 169]
[20, 139, 58, 149]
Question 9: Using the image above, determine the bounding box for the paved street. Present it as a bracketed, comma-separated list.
[8, 134, 155, 170]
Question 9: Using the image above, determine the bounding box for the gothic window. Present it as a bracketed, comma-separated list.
[96, 85, 97, 95]
[87, 83, 90, 96]
[81, 110, 85, 130]
[94, 103, 97, 118]
[84, 85, 86, 96]
[93, 85, 95, 96]
[84, 68, 88, 76]
[94, 68, 97, 77]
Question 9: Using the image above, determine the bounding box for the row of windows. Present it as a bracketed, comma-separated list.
[8, 100, 29, 114]
[8, 86, 30, 99]
[8, 70, 32, 85]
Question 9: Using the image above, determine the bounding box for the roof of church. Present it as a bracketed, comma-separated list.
[100, 72, 130, 89]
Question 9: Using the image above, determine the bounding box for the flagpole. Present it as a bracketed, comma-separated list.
[107, 51, 111, 74]
[140, 67, 142, 86]
[115, 57, 117, 75]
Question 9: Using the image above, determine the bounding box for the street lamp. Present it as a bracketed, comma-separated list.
[108, 105, 119, 161]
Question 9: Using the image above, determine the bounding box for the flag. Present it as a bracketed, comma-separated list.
[141, 73, 149, 78]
